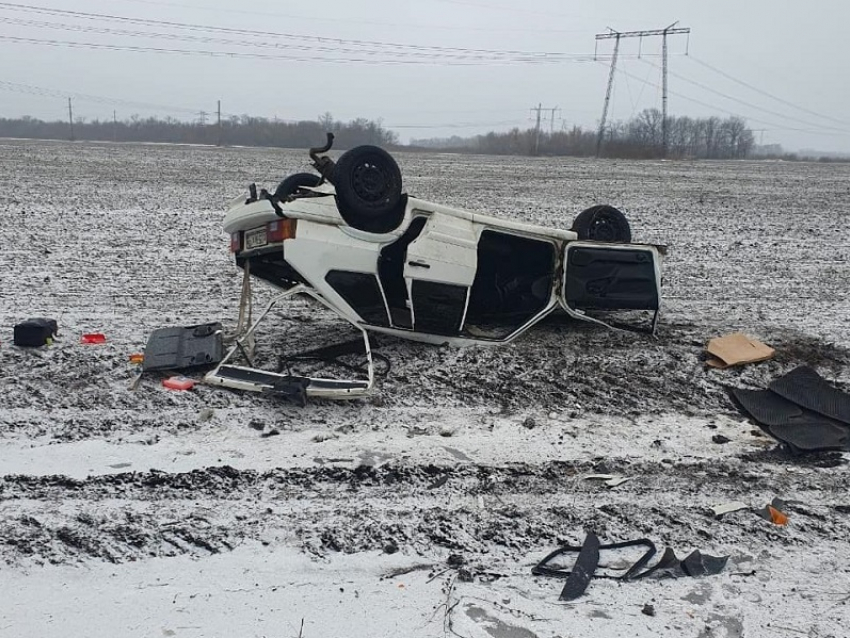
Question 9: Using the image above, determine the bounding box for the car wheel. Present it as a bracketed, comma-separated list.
[333, 145, 404, 233]
[572, 205, 632, 243]
[273, 172, 322, 201]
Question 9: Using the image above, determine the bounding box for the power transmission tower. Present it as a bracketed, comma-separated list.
[549, 106, 560, 134]
[595, 23, 690, 157]
[113, 110, 117, 142]
[198, 110, 208, 126]
[531, 103, 559, 154]
[532, 103, 542, 155]
[596, 29, 621, 157]
[217, 100, 222, 146]
[67, 97, 74, 141]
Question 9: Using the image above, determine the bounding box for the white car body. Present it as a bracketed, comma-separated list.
[205, 149, 662, 400]
[221, 183, 662, 346]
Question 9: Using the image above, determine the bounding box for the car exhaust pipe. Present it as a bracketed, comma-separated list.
[309, 132, 337, 182]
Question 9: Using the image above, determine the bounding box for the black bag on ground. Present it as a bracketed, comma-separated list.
[14, 318, 58, 347]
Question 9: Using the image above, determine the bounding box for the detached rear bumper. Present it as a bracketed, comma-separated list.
[203, 283, 375, 402]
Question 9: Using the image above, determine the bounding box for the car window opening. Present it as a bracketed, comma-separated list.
[325, 271, 390, 327]
[465, 230, 555, 333]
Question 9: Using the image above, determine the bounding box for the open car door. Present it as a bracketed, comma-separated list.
[559, 242, 662, 332]
[402, 213, 478, 335]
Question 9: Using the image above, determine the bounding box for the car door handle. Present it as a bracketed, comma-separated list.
[408, 260, 431, 269]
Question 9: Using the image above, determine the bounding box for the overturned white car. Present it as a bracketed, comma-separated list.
[205, 134, 663, 400]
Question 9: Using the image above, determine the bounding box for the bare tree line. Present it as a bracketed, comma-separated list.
[0, 111, 398, 149]
[414, 109, 756, 159]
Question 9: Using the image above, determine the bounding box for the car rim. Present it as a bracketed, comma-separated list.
[592, 216, 617, 241]
[352, 161, 389, 203]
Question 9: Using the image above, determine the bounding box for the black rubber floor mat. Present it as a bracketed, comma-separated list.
[731, 388, 805, 427]
[769, 366, 850, 426]
[559, 532, 600, 601]
[769, 422, 848, 452]
[730, 387, 849, 452]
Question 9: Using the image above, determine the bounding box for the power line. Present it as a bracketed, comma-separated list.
[0, 34, 586, 65]
[0, 79, 200, 114]
[0, 2, 595, 60]
[640, 58, 850, 134]
[687, 55, 850, 128]
[0, 15, 586, 62]
[108, 0, 591, 35]
[608, 63, 850, 137]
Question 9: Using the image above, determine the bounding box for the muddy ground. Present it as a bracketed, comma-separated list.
[1, 139, 849, 638]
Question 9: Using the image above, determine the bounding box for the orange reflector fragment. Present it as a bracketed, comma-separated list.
[129, 353, 145, 364]
[81, 333, 107, 344]
[162, 376, 195, 391]
[767, 505, 788, 526]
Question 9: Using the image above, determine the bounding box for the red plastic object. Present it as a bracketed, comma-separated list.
[81, 333, 107, 344]
[162, 376, 195, 391]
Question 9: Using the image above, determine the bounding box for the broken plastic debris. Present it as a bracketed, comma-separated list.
[754, 498, 789, 525]
[129, 353, 145, 364]
[767, 505, 788, 526]
[706, 333, 774, 369]
[711, 501, 750, 518]
[533, 535, 728, 600]
[81, 333, 107, 345]
[559, 532, 600, 601]
[585, 474, 632, 488]
[162, 376, 195, 391]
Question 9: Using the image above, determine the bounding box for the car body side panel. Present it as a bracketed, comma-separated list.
[283, 221, 386, 323]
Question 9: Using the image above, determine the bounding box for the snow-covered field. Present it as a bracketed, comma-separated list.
[1, 139, 849, 638]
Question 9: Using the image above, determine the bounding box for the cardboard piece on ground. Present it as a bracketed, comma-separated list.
[706, 333, 775, 369]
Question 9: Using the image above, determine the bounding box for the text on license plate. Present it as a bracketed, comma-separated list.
[244, 227, 267, 250]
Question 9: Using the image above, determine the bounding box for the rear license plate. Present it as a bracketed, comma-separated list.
[244, 227, 267, 250]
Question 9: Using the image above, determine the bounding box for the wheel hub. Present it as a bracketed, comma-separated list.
[351, 162, 387, 202]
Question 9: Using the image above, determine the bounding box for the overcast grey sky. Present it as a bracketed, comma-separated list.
[0, 0, 847, 152]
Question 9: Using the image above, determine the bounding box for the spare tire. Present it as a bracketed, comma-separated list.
[571, 205, 632, 243]
[274, 172, 322, 201]
[333, 145, 404, 233]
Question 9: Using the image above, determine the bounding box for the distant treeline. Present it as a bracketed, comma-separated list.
[413, 109, 757, 159]
[0, 112, 398, 149]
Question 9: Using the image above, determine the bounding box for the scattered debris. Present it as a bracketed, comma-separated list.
[533, 533, 728, 600]
[641, 604, 656, 617]
[712, 497, 790, 525]
[712, 434, 732, 444]
[521, 416, 538, 430]
[710, 502, 750, 518]
[585, 474, 633, 488]
[754, 498, 790, 526]
[706, 333, 775, 369]
[162, 376, 196, 391]
[80, 333, 106, 345]
[558, 531, 600, 601]
[13, 318, 58, 347]
[142, 323, 223, 372]
[129, 353, 145, 365]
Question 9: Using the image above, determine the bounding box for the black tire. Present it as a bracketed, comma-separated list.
[332, 145, 403, 233]
[571, 205, 632, 243]
[273, 172, 321, 201]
